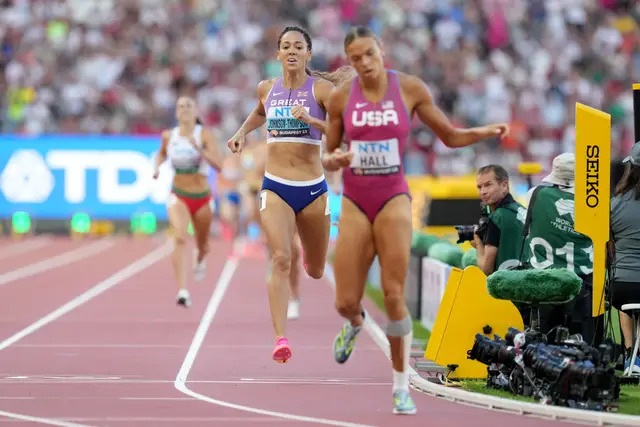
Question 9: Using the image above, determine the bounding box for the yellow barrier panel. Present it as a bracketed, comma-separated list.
[574, 103, 611, 317]
[425, 266, 524, 378]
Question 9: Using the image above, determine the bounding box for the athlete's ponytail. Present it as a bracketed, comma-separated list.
[306, 65, 355, 86]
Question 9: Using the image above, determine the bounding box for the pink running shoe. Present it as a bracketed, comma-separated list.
[272, 337, 292, 364]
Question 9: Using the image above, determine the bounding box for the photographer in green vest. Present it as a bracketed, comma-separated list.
[522, 153, 601, 345]
[472, 165, 527, 276]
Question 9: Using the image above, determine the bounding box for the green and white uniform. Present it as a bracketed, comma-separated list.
[524, 186, 593, 275]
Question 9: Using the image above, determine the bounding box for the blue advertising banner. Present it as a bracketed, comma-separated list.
[0, 135, 197, 221]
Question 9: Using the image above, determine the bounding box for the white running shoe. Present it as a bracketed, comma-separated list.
[287, 299, 300, 320]
[176, 288, 191, 307]
[193, 249, 206, 281]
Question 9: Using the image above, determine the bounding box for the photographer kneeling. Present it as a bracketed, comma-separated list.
[523, 153, 601, 345]
[471, 165, 527, 276]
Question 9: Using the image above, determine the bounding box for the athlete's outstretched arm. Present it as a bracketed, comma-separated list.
[228, 80, 271, 152]
[153, 130, 170, 179]
[197, 128, 223, 171]
[406, 76, 509, 148]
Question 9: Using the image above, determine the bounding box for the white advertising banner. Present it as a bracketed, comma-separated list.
[420, 258, 451, 331]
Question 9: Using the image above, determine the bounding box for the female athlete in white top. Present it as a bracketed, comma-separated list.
[153, 96, 223, 307]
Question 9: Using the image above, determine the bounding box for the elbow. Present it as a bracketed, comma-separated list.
[441, 129, 461, 148]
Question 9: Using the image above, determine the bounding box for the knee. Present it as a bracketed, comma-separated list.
[335, 298, 360, 318]
[382, 287, 405, 311]
[385, 314, 412, 337]
[271, 251, 291, 274]
[173, 234, 187, 247]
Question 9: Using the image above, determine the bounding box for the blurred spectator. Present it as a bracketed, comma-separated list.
[1, 0, 639, 180]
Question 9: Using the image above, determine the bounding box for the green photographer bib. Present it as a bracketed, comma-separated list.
[489, 201, 526, 270]
[524, 186, 593, 276]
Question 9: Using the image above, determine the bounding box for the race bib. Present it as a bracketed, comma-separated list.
[349, 138, 401, 176]
[266, 106, 310, 138]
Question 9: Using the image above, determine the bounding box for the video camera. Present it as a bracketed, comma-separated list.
[454, 204, 491, 244]
[467, 326, 620, 411]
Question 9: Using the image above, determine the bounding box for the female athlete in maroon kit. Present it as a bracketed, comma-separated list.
[323, 26, 509, 415]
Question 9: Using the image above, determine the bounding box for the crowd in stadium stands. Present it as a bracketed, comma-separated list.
[1, 0, 639, 177]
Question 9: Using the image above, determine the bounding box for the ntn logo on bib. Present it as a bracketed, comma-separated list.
[267, 105, 310, 118]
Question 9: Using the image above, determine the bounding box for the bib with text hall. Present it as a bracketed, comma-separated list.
[348, 138, 401, 176]
[574, 103, 610, 317]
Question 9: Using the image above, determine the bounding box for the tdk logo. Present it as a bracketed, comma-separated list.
[351, 110, 399, 127]
[0, 149, 173, 204]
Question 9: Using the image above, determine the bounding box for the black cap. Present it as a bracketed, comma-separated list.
[622, 143, 640, 166]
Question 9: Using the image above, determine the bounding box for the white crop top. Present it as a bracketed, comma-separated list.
[166, 125, 209, 176]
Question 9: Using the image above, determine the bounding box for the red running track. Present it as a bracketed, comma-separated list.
[0, 236, 576, 426]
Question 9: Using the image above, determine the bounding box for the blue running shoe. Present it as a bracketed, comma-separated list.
[393, 389, 417, 415]
[333, 321, 360, 364]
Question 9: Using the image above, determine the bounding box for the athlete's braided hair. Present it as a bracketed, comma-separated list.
[277, 26, 354, 86]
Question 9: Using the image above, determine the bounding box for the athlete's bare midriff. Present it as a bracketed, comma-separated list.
[172, 174, 210, 194]
[265, 142, 323, 181]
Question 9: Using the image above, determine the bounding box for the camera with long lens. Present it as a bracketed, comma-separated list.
[454, 205, 491, 244]
[467, 326, 620, 410]
[467, 327, 547, 394]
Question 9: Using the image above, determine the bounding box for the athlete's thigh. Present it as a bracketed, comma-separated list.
[253, 193, 262, 224]
[259, 190, 296, 257]
[371, 195, 413, 292]
[192, 200, 213, 246]
[333, 197, 376, 304]
[296, 193, 330, 267]
[218, 195, 238, 222]
[167, 194, 191, 240]
[291, 229, 301, 263]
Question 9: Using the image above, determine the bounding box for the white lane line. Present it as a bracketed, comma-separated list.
[0, 409, 91, 427]
[0, 238, 52, 261]
[174, 244, 379, 427]
[0, 379, 390, 386]
[0, 241, 172, 426]
[0, 241, 171, 351]
[0, 417, 299, 423]
[0, 240, 115, 286]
